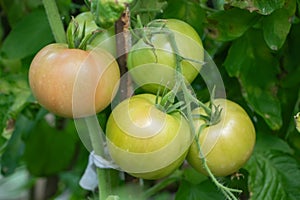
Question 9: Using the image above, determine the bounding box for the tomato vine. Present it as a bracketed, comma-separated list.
[158, 23, 242, 200]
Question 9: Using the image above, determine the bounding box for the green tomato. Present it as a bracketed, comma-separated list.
[127, 19, 204, 93]
[106, 94, 193, 179]
[187, 99, 256, 177]
[70, 11, 116, 57]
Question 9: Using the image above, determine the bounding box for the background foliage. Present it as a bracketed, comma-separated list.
[0, 0, 300, 199]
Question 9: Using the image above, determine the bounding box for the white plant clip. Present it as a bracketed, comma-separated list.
[79, 149, 120, 191]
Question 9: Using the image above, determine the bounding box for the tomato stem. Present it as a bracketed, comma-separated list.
[141, 24, 212, 116]
[42, 0, 66, 43]
[84, 116, 113, 199]
[144, 175, 181, 198]
[115, 5, 133, 99]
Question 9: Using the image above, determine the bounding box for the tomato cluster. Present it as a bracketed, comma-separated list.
[29, 14, 256, 180]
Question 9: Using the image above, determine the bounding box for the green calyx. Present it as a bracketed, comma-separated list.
[155, 88, 185, 115]
[192, 102, 223, 127]
[66, 17, 103, 50]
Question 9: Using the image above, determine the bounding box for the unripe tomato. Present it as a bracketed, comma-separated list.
[127, 19, 204, 93]
[70, 11, 116, 57]
[187, 99, 256, 177]
[29, 43, 120, 118]
[106, 94, 193, 179]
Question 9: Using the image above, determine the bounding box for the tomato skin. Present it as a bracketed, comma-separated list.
[71, 11, 116, 57]
[187, 99, 256, 177]
[29, 43, 120, 118]
[127, 19, 204, 93]
[106, 94, 193, 179]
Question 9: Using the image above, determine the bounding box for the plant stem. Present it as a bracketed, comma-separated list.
[85, 116, 111, 199]
[115, 5, 133, 99]
[144, 176, 180, 198]
[149, 28, 211, 116]
[42, 1, 113, 199]
[42, 0, 66, 43]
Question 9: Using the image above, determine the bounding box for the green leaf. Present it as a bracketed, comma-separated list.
[1, 9, 54, 59]
[224, 29, 282, 130]
[162, 0, 205, 35]
[151, 193, 172, 200]
[0, 94, 14, 136]
[254, 132, 294, 154]
[284, 0, 298, 16]
[0, 123, 24, 175]
[262, 0, 296, 50]
[182, 167, 207, 185]
[0, 113, 41, 175]
[245, 132, 300, 199]
[229, 0, 285, 15]
[206, 8, 260, 41]
[246, 151, 300, 199]
[0, 0, 43, 27]
[0, 75, 31, 136]
[23, 117, 79, 176]
[59, 146, 89, 197]
[175, 179, 224, 200]
[281, 23, 300, 88]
